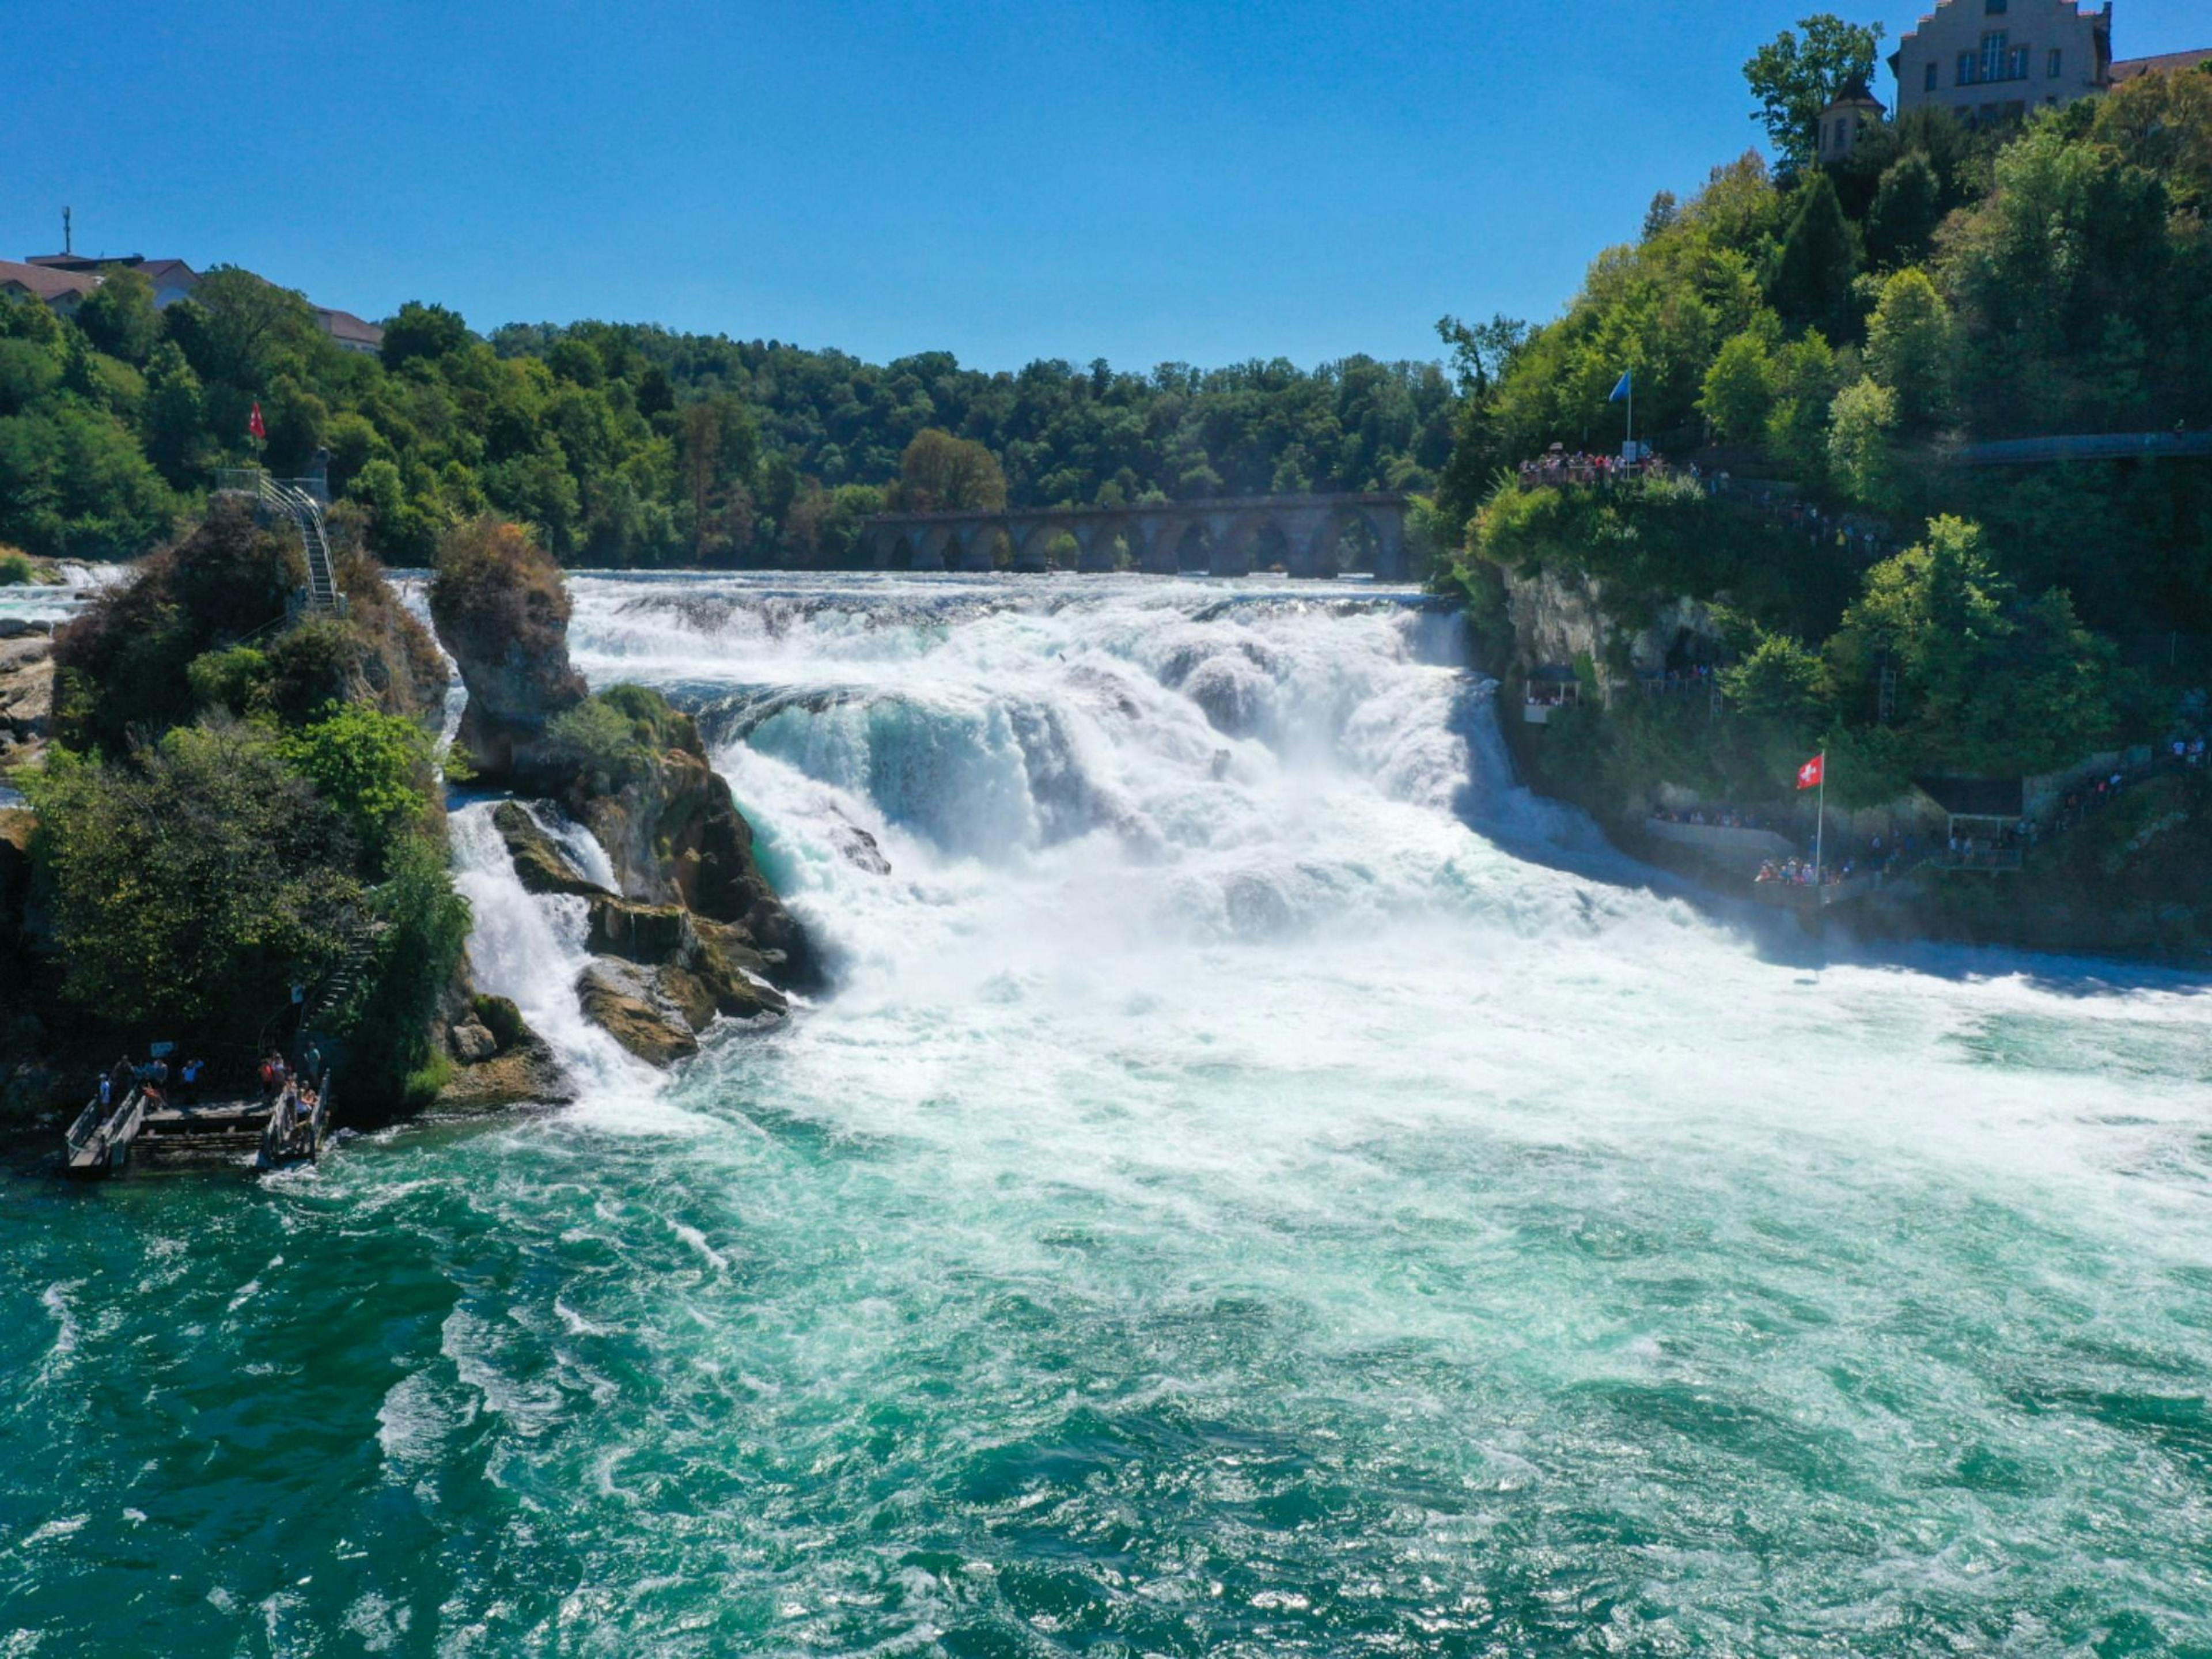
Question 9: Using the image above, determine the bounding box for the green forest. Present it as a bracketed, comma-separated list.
[0, 267, 1456, 571]
[1435, 33, 2212, 804]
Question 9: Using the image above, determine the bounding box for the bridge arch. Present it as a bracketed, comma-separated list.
[1297, 503, 1386, 578]
[918, 525, 962, 572]
[1080, 519, 1138, 573]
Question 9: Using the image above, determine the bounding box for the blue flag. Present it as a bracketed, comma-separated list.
[1609, 371, 1633, 404]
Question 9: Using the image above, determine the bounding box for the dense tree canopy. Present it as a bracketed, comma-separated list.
[0, 265, 1459, 573]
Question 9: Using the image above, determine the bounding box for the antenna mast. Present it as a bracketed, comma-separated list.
[62, 207, 72, 256]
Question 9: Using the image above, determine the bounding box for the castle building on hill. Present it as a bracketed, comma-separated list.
[1889, 0, 2211, 130]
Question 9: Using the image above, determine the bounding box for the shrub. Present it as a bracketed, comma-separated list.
[429, 516, 573, 672]
[0, 550, 33, 586]
[185, 645, 270, 714]
[546, 696, 651, 785]
[278, 701, 439, 877]
[340, 831, 472, 1108]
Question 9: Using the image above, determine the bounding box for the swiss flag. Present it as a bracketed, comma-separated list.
[1797, 752, 1826, 791]
[248, 401, 267, 441]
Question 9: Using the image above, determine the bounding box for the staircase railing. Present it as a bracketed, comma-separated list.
[213, 469, 346, 620]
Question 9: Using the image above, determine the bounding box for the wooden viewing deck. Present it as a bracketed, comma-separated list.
[63, 1080, 332, 1179]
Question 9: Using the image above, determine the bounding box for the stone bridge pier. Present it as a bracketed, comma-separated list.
[862, 493, 1410, 580]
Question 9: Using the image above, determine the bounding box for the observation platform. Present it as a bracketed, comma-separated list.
[64, 1081, 331, 1179]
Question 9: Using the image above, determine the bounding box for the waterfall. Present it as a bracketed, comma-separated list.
[447, 801, 656, 1101]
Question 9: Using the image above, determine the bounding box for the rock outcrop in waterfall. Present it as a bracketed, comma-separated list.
[430, 521, 815, 1066]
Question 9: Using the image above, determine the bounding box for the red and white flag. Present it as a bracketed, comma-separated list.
[248, 401, 267, 441]
[1797, 752, 1825, 791]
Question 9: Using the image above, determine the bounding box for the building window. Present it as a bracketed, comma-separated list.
[2048, 47, 2062, 78]
[1978, 31, 2025, 84]
[1986, 0, 2007, 11]
[1958, 49, 1978, 86]
[1926, 60, 1940, 92]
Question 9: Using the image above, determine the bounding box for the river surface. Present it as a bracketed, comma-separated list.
[6, 572, 2211, 1656]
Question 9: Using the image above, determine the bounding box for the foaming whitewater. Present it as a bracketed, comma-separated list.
[449, 800, 656, 1109]
[6, 571, 2210, 1657]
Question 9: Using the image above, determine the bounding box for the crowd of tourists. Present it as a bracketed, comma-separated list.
[1517, 448, 1685, 488]
[1755, 857, 1849, 888]
[86, 1043, 325, 1126]
[1512, 449, 1899, 562]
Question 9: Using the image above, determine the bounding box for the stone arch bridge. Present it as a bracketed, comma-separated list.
[861, 493, 1410, 579]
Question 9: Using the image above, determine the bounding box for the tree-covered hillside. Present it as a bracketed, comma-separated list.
[1435, 37, 2211, 805]
[0, 266, 1456, 570]
[1441, 54, 2212, 636]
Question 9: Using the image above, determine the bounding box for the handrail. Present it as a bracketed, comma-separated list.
[211, 469, 344, 619]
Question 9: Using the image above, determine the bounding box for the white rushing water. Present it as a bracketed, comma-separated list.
[543, 572, 2210, 1232]
[158, 566, 2195, 1654]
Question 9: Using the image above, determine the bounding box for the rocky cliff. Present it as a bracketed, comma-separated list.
[1500, 566, 1725, 685]
[430, 524, 813, 1067]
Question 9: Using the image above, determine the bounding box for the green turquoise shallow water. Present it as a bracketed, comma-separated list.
[5, 575, 2209, 1656]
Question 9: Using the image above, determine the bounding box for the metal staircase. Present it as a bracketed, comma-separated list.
[300, 918, 391, 1036]
[213, 469, 346, 619]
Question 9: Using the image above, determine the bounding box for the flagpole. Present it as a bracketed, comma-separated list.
[1815, 760, 1826, 882]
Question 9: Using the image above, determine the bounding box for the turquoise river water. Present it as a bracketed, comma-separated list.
[4, 573, 2211, 1657]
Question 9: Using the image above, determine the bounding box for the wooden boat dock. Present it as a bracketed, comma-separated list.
[63, 1080, 332, 1179]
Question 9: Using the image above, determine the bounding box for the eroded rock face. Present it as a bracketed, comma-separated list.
[436, 1031, 574, 1110]
[586, 895, 695, 963]
[575, 892, 789, 1065]
[574, 744, 817, 990]
[430, 979, 575, 1112]
[0, 634, 54, 741]
[448, 1021, 499, 1063]
[427, 521, 589, 779]
[577, 960, 700, 1065]
[490, 802, 611, 898]
[1500, 569, 1725, 685]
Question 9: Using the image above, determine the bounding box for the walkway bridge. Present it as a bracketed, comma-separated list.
[863, 493, 1411, 579]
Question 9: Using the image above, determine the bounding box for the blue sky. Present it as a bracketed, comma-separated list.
[5, 1, 2206, 372]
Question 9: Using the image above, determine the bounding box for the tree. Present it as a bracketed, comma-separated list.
[1827, 377, 1899, 506]
[278, 701, 440, 877]
[74, 267, 162, 365]
[1864, 267, 1955, 429]
[167, 267, 316, 389]
[25, 721, 362, 1032]
[679, 396, 762, 560]
[1434, 313, 1530, 396]
[1764, 331, 1839, 483]
[1699, 327, 1778, 442]
[0, 400, 176, 560]
[894, 427, 1006, 512]
[1768, 172, 1860, 341]
[141, 340, 207, 485]
[380, 301, 471, 370]
[1744, 14, 1885, 171]
[1724, 631, 1827, 728]
[1866, 151, 1944, 270]
[1835, 517, 2117, 771]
